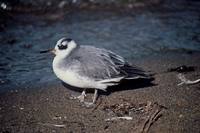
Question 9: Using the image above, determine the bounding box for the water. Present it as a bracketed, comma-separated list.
[0, 1, 200, 91]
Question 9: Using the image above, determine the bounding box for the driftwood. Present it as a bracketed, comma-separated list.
[177, 73, 200, 86]
[167, 65, 195, 73]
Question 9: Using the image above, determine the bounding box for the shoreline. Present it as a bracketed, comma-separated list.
[1, 51, 199, 93]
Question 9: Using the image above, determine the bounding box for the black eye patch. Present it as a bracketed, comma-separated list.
[58, 44, 68, 50]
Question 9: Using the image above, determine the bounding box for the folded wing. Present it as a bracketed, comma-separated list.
[69, 46, 150, 83]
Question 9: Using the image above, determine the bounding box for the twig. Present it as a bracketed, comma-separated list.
[141, 104, 164, 133]
[105, 116, 133, 121]
[141, 109, 162, 133]
[38, 123, 66, 128]
[177, 74, 200, 86]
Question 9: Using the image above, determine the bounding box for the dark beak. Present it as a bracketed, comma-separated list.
[40, 48, 56, 54]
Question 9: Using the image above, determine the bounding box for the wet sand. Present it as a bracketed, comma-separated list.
[0, 52, 199, 133]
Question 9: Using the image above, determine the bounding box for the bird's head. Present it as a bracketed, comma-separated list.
[40, 37, 78, 58]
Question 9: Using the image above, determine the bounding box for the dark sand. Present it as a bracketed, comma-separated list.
[0, 52, 200, 133]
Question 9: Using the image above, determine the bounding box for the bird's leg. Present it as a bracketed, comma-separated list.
[83, 89, 98, 107]
[92, 89, 98, 104]
[77, 89, 86, 102]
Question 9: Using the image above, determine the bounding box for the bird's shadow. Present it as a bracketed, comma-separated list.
[62, 77, 155, 96]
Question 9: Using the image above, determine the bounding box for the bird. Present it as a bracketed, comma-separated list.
[41, 37, 152, 106]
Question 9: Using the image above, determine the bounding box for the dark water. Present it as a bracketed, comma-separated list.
[0, 1, 200, 91]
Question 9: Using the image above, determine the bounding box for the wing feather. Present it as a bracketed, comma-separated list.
[68, 45, 149, 82]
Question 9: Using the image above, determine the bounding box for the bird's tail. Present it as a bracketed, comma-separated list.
[121, 64, 154, 80]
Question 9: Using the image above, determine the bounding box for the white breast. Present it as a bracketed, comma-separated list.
[52, 57, 107, 90]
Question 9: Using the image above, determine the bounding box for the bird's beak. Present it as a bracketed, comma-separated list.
[40, 48, 56, 55]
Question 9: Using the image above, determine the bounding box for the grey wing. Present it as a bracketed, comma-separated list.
[70, 46, 126, 81]
[69, 45, 150, 83]
[104, 49, 150, 79]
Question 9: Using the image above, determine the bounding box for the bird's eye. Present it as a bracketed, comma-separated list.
[58, 44, 68, 50]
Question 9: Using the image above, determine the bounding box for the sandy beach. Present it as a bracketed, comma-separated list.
[0, 52, 199, 133]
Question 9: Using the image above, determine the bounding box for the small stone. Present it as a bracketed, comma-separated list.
[179, 114, 183, 118]
[20, 107, 24, 110]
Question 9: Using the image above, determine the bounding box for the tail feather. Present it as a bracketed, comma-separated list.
[120, 64, 153, 80]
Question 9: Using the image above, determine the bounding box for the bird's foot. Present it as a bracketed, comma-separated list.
[69, 90, 86, 103]
[77, 92, 86, 103]
[69, 89, 98, 108]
